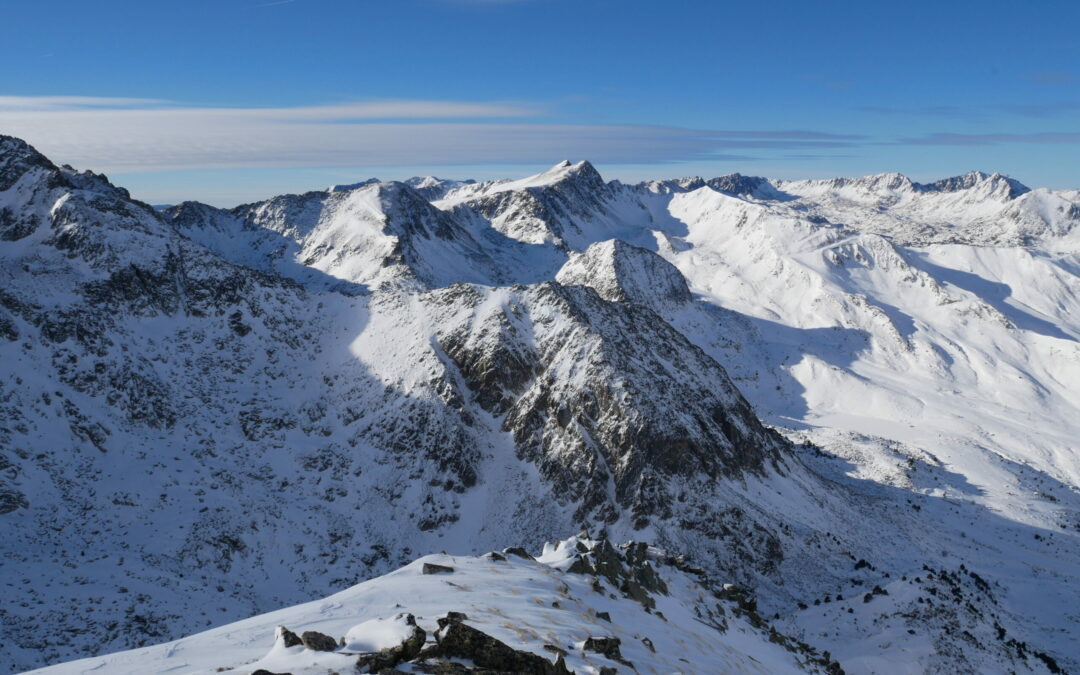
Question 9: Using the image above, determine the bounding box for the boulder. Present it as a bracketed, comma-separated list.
[431, 615, 570, 674]
[300, 630, 338, 652]
[436, 611, 469, 628]
[275, 626, 302, 648]
[583, 636, 623, 660]
[422, 562, 455, 575]
[502, 546, 534, 560]
[351, 613, 427, 673]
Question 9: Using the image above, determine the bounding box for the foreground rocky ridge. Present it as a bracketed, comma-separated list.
[3, 136, 1079, 673]
[30, 535, 844, 675]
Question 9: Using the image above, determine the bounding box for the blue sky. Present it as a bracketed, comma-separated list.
[2, 0, 1078, 205]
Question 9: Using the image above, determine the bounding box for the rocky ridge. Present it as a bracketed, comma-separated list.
[31, 535, 845, 675]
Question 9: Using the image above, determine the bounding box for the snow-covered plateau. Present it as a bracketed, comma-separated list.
[1, 137, 1078, 674]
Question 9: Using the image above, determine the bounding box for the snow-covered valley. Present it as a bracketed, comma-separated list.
[2, 136, 1079, 674]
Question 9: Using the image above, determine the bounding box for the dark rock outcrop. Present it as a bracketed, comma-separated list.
[300, 630, 338, 652]
[422, 563, 455, 575]
[276, 626, 302, 648]
[424, 615, 571, 675]
[583, 636, 622, 658]
[354, 614, 427, 674]
[429, 282, 784, 527]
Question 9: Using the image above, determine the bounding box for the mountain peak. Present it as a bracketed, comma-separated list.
[0, 135, 47, 162]
[922, 171, 1029, 199]
[404, 175, 477, 201]
[706, 172, 772, 197]
[548, 160, 606, 194]
[327, 178, 381, 193]
[0, 135, 59, 191]
[556, 238, 692, 314]
[536, 159, 603, 186]
[854, 172, 917, 192]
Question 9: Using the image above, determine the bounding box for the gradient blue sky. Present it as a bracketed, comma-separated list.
[2, 0, 1078, 205]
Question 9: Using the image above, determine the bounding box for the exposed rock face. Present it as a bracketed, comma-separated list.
[921, 171, 1030, 199]
[555, 238, 692, 314]
[565, 538, 668, 611]
[705, 173, 774, 197]
[0, 136, 61, 193]
[428, 282, 783, 526]
[643, 172, 773, 198]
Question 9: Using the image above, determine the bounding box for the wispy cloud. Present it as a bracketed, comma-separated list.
[803, 74, 857, 91]
[437, 0, 537, 4]
[0, 96, 541, 119]
[1025, 70, 1076, 85]
[704, 130, 864, 141]
[860, 102, 1080, 118]
[0, 96, 860, 173]
[781, 154, 859, 160]
[998, 101, 1080, 117]
[0, 95, 168, 110]
[857, 105, 974, 118]
[897, 131, 1080, 146]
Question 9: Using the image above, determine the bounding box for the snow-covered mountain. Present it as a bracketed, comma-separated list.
[3, 134, 1079, 674]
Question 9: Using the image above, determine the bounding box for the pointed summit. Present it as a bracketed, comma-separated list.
[0, 135, 59, 191]
[519, 159, 604, 191]
[504, 160, 598, 188]
[0, 135, 49, 163]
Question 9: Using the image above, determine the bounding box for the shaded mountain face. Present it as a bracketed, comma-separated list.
[427, 282, 781, 526]
[4, 137, 1080, 674]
